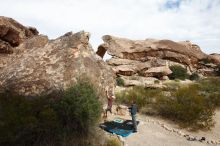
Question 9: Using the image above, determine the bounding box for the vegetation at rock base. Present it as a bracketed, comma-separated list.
[116, 77, 220, 131]
[156, 84, 215, 130]
[217, 64, 220, 76]
[169, 65, 189, 80]
[116, 77, 125, 86]
[116, 86, 162, 110]
[105, 138, 122, 146]
[189, 73, 200, 81]
[0, 81, 102, 146]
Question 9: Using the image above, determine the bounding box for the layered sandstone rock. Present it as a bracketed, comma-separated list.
[0, 16, 38, 53]
[0, 30, 115, 97]
[98, 36, 207, 67]
[208, 54, 220, 65]
[0, 16, 40, 69]
[97, 35, 219, 86]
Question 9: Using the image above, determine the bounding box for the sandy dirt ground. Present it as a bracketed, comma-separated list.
[102, 108, 220, 146]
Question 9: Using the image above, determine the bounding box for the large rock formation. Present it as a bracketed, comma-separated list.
[208, 53, 220, 65]
[0, 17, 115, 97]
[0, 16, 38, 53]
[0, 16, 39, 69]
[97, 35, 219, 86]
[98, 36, 207, 66]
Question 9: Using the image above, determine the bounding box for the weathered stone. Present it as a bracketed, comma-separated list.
[0, 16, 38, 50]
[0, 16, 40, 71]
[0, 35, 49, 70]
[143, 66, 172, 78]
[98, 35, 219, 84]
[208, 53, 220, 64]
[0, 31, 115, 97]
[99, 35, 207, 66]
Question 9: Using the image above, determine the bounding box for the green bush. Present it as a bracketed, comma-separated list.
[155, 84, 215, 130]
[0, 81, 101, 146]
[169, 65, 189, 80]
[154, 80, 160, 84]
[116, 77, 124, 86]
[197, 77, 220, 108]
[0, 93, 60, 146]
[217, 65, 220, 76]
[116, 86, 162, 111]
[189, 73, 200, 81]
[197, 77, 220, 95]
[54, 81, 101, 137]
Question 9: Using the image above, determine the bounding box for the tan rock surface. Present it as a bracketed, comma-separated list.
[100, 35, 207, 66]
[0, 16, 38, 52]
[208, 53, 220, 64]
[0, 31, 115, 97]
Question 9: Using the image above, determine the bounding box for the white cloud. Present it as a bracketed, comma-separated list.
[0, 0, 219, 54]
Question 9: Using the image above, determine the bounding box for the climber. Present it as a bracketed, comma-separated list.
[104, 87, 115, 118]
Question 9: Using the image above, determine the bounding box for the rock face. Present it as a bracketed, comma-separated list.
[0, 31, 115, 97]
[98, 36, 207, 67]
[97, 35, 219, 86]
[0, 16, 38, 53]
[208, 53, 220, 65]
[0, 16, 40, 69]
[0, 17, 115, 97]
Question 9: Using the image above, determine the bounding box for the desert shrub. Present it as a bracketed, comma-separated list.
[105, 138, 121, 146]
[0, 81, 101, 146]
[197, 77, 220, 108]
[197, 77, 220, 94]
[189, 73, 200, 81]
[155, 84, 215, 130]
[54, 81, 101, 138]
[116, 77, 125, 86]
[169, 65, 189, 80]
[216, 65, 220, 76]
[208, 93, 220, 108]
[116, 86, 162, 110]
[154, 80, 160, 84]
[200, 58, 212, 64]
[163, 81, 181, 91]
[0, 93, 60, 146]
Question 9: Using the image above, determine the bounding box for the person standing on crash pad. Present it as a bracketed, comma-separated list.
[129, 100, 137, 132]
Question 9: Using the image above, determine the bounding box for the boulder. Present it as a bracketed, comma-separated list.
[0, 16, 41, 70]
[208, 53, 220, 65]
[99, 35, 207, 67]
[0, 31, 115, 97]
[0, 16, 38, 52]
[0, 35, 49, 70]
[143, 66, 172, 78]
[120, 76, 164, 88]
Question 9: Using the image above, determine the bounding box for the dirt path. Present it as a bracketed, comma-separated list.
[124, 118, 209, 146]
[103, 109, 220, 146]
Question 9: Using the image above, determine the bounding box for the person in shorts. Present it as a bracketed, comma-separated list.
[104, 87, 115, 118]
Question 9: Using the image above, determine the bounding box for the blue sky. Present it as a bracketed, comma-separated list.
[0, 0, 220, 54]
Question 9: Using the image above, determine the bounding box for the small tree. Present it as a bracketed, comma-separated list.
[169, 65, 189, 80]
[217, 65, 220, 76]
[116, 77, 125, 86]
[190, 73, 200, 81]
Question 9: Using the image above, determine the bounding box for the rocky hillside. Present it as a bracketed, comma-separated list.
[0, 17, 115, 97]
[97, 35, 220, 86]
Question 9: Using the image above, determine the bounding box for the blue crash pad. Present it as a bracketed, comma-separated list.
[100, 119, 139, 137]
